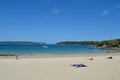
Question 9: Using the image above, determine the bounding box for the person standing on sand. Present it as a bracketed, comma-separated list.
[16, 55, 19, 60]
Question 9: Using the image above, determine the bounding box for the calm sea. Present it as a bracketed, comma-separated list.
[0, 44, 119, 56]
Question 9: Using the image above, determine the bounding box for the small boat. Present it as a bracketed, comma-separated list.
[42, 45, 48, 48]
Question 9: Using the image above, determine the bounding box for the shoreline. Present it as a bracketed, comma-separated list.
[0, 52, 120, 59]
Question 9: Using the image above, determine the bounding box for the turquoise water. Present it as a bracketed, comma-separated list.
[0, 44, 119, 56]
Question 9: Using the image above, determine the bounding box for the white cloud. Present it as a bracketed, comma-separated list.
[102, 3, 120, 16]
[41, 0, 50, 4]
[113, 3, 120, 9]
[102, 10, 108, 15]
[52, 9, 60, 14]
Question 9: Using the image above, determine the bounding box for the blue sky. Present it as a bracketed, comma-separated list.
[0, 0, 120, 43]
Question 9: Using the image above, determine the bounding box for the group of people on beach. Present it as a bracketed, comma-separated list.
[15, 56, 112, 60]
[87, 56, 112, 61]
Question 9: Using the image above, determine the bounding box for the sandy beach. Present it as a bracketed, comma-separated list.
[0, 53, 120, 80]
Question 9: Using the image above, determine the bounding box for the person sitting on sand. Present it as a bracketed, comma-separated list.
[88, 58, 93, 60]
[106, 56, 112, 59]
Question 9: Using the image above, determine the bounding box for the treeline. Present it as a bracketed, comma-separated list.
[96, 39, 120, 49]
[57, 41, 99, 45]
[0, 41, 45, 44]
[56, 39, 120, 49]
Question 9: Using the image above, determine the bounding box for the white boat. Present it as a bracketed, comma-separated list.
[42, 45, 48, 48]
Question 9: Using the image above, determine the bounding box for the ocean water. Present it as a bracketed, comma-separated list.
[0, 44, 119, 56]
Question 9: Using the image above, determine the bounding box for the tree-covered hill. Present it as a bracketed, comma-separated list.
[56, 39, 120, 50]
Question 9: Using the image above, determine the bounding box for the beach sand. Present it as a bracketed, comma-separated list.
[0, 53, 120, 80]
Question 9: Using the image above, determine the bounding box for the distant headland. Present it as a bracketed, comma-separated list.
[0, 39, 120, 50]
[56, 39, 120, 50]
[0, 41, 46, 45]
